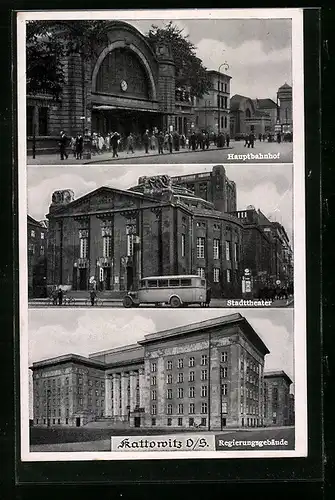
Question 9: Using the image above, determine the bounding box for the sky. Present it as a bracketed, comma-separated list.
[27, 308, 294, 417]
[27, 164, 293, 244]
[128, 18, 292, 102]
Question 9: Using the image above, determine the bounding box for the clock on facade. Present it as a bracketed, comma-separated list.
[120, 80, 128, 91]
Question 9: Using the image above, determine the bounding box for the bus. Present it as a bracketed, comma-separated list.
[122, 275, 207, 308]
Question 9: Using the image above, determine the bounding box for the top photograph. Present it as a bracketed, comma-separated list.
[24, 14, 294, 165]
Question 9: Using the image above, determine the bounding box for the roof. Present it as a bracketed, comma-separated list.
[27, 215, 43, 227]
[138, 313, 270, 356]
[253, 98, 278, 109]
[206, 70, 232, 79]
[264, 370, 293, 385]
[30, 353, 105, 371]
[230, 94, 255, 112]
[278, 82, 292, 90]
[89, 344, 144, 366]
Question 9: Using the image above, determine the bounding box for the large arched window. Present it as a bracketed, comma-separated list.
[96, 48, 150, 99]
[245, 108, 251, 118]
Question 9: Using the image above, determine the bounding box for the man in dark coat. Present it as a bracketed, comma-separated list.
[57, 287, 63, 306]
[248, 133, 255, 148]
[190, 132, 196, 151]
[226, 133, 230, 147]
[157, 131, 164, 154]
[59, 131, 69, 160]
[111, 131, 120, 158]
[75, 133, 84, 160]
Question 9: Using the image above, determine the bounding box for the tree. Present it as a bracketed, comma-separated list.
[147, 21, 212, 99]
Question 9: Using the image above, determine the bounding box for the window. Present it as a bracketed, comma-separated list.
[151, 404, 157, 415]
[151, 362, 157, 373]
[151, 376, 157, 386]
[181, 234, 185, 257]
[201, 417, 207, 426]
[151, 390, 157, 401]
[148, 280, 158, 288]
[189, 403, 195, 414]
[167, 360, 172, 370]
[221, 351, 228, 363]
[167, 417, 172, 426]
[189, 417, 194, 427]
[151, 418, 156, 426]
[39, 106, 48, 135]
[197, 267, 205, 279]
[126, 225, 135, 257]
[40, 232, 44, 240]
[196, 237, 205, 259]
[169, 278, 179, 287]
[180, 278, 192, 287]
[167, 389, 172, 399]
[201, 370, 208, 381]
[213, 239, 220, 259]
[189, 371, 195, 382]
[222, 402, 228, 414]
[178, 358, 184, 369]
[201, 354, 207, 366]
[178, 417, 183, 426]
[201, 403, 208, 414]
[226, 269, 231, 283]
[178, 388, 184, 399]
[31, 230, 35, 238]
[222, 367, 228, 378]
[158, 279, 168, 288]
[167, 374, 172, 384]
[221, 384, 227, 395]
[103, 235, 112, 258]
[213, 268, 220, 283]
[241, 403, 244, 414]
[201, 386, 208, 397]
[178, 404, 184, 415]
[225, 241, 231, 261]
[189, 356, 195, 367]
[178, 373, 184, 383]
[189, 387, 195, 398]
[234, 242, 238, 262]
[167, 404, 172, 415]
[80, 237, 88, 259]
[224, 116, 227, 128]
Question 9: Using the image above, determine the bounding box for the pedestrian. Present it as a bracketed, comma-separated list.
[59, 131, 69, 160]
[70, 136, 76, 157]
[111, 131, 120, 158]
[143, 130, 150, 153]
[127, 132, 134, 154]
[277, 132, 281, 144]
[205, 285, 212, 307]
[259, 133, 262, 142]
[190, 131, 196, 151]
[248, 132, 255, 148]
[157, 131, 164, 154]
[168, 132, 173, 153]
[90, 289, 97, 306]
[205, 132, 210, 149]
[226, 133, 230, 147]
[57, 287, 63, 306]
[150, 133, 156, 151]
[51, 286, 58, 306]
[75, 133, 83, 160]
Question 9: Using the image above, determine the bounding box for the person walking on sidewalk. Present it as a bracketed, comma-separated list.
[226, 133, 230, 147]
[158, 131, 164, 154]
[59, 131, 69, 160]
[57, 287, 63, 306]
[168, 132, 173, 153]
[111, 131, 120, 158]
[126, 132, 134, 154]
[75, 133, 83, 160]
[90, 289, 97, 306]
[143, 130, 150, 153]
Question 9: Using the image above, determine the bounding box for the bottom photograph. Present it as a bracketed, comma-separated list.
[25, 308, 296, 457]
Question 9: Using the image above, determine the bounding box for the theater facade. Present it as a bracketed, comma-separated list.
[46, 167, 243, 299]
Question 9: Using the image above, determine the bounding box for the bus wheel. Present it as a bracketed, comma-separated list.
[170, 296, 181, 308]
[123, 296, 133, 308]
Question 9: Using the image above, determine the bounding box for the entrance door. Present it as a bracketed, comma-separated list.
[126, 266, 134, 291]
[72, 267, 78, 290]
[104, 266, 111, 290]
[134, 416, 141, 428]
[221, 417, 227, 428]
[79, 269, 87, 290]
[76, 417, 81, 427]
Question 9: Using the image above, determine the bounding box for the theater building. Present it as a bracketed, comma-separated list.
[264, 371, 293, 427]
[27, 216, 48, 298]
[31, 313, 271, 430]
[45, 168, 243, 299]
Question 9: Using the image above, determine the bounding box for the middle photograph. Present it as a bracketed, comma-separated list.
[27, 163, 293, 309]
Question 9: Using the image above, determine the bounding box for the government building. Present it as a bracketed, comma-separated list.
[31, 313, 293, 430]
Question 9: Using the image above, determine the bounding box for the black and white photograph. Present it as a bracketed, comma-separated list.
[27, 164, 294, 309]
[28, 308, 296, 456]
[23, 15, 293, 165]
[17, 8, 306, 464]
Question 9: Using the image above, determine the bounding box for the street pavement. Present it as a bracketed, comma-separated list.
[29, 425, 294, 452]
[28, 297, 294, 308]
[27, 140, 292, 165]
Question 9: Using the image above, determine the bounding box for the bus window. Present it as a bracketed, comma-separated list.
[140, 280, 146, 288]
[169, 279, 180, 287]
[180, 278, 192, 287]
[158, 279, 168, 287]
[201, 279, 206, 287]
[147, 280, 158, 288]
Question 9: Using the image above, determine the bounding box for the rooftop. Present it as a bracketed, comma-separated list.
[264, 370, 293, 385]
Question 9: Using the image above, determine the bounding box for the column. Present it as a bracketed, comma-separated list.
[104, 374, 113, 417]
[138, 367, 145, 409]
[112, 373, 120, 417]
[121, 372, 129, 420]
[129, 371, 137, 412]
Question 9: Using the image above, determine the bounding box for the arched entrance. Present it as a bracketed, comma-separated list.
[91, 42, 162, 138]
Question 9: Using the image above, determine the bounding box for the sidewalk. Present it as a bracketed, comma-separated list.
[27, 144, 233, 165]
